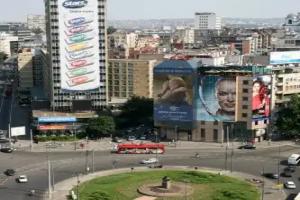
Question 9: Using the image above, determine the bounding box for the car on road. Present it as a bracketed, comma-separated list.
[288, 154, 300, 165]
[238, 143, 256, 150]
[262, 173, 279, 179]
[16, 175, 28, 183]
[284, 181, 296, 189]
[140, 158, 158, 164]
[0, 147, 14, 153]
[4, 169, 15, 176]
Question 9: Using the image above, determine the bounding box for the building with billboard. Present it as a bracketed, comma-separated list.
[154, 59, 272, 143]
[44, 0, 107, 111]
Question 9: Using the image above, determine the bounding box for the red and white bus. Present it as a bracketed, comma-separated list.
[115, 143, 165, 154]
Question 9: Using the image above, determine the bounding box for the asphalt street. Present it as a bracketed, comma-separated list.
[0, 145, 300, 200]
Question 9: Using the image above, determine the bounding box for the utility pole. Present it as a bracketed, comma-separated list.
[85, 150, 89, 174]
[77, 173, 80, 200]
[277, 146, 281, 185]
[227, 125, 230, 147]
[48, 159, 52, 199]
[230, 146, 233, 173]
[92, 150, 95, 173]
[224, 145, 228, 171]
[261, 166, 265, 200]
[30, 129, 33, 151]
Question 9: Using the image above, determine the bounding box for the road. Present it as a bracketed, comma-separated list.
[0, 145, 299, 200]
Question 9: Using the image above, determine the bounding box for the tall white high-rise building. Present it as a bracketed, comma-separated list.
[194, 12, 222, 30]
[27, 14, 46, 32]
[44, 0, 107, 111]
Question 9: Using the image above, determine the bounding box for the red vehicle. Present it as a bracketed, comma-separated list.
[115, 143, 165, 154]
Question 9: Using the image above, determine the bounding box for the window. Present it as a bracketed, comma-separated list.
[243, 80, 249, 85]
[243, 97, 248, 101]
[264, 119, 268, 124]
[213, 121, 218, 125]
[243, 89, 248, 93]
[213, 129, 218, 141]
[255, 121, 258, 125]
[242, 105, 248, 109]
[201, 129, 205, 139]
[201, 121, 205, 125]
[242, 113, 248, 117]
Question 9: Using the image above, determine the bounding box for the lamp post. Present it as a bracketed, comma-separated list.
[277, 146, 281, 185]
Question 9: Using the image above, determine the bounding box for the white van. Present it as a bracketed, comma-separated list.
[288, 154, 300, 165]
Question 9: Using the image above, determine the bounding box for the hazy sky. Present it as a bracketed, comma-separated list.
[1, 0, 300, 21]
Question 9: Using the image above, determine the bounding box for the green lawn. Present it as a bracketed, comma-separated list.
[73, 170, 260, 200]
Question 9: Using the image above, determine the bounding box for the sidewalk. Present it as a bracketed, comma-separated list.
[13, 139, 296, 153]
[50, 166, 286, 200]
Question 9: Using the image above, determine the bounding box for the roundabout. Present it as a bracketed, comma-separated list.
[63, 167, 260, 200]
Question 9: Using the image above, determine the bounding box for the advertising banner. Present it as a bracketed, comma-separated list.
[38, 117, 77, 123]
[153, 71, 193, 124]
[11, 126, 26, 136]
[252, 75, 271, 121]
[270, 51, 300, 65]
[37, 125, 67, 131]
[58, 0, 100, 90]
[197, 76, 237, 121]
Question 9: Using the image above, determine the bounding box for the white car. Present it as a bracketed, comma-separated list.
[284, 181, 296, 189]
[17, 175, 28, 183]
[140, 158, 158, 164]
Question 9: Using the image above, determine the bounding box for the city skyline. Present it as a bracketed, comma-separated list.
[0, 0, 300, 22]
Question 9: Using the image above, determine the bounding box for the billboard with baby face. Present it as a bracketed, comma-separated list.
[153, 67, 194, 125]
[58, 0, 101, 90]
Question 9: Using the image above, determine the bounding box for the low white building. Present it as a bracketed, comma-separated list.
[0, 33, 18, 56]
[194, 12, 222, 30]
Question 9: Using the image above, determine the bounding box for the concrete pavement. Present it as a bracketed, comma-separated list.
[50, 166, 286, 200]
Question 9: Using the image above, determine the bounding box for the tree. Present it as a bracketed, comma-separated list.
[275, 95, 300, 138]
[0, 52, 8, 64]
[116, 96, 153, 129]
[107, 26, 117, 35]
[86, 116, 115, 138]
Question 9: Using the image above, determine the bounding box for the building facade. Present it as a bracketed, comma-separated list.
[107, 59, 157, 101]
[194, 12, 222, 30]
[154, 59, 272, 143]
[27, 14, 46, 32]
[44, 0, 108, 111]
[18, 48, 34, 91]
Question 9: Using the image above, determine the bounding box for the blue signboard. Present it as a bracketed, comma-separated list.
[38, 117, 77, 123]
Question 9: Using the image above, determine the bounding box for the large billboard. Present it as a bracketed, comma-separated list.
[270, 51, 300, 65]
[38, 117, 77, 123]
[154, 69, 193, 125]
[197, 76, 236, 121]
[252, 75, 271, 122]
[58, 0, 100, 91]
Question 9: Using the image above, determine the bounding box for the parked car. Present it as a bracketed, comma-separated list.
[4, 169, 15, 176]
[262, 173, 279, 179]
[238, 143, 256, 149]
[140, 158, 158, 164]
[139, 135, 146, 140]
[0, 147, 14, 153]
[127, 135, 136, 141]
[16, 175, 28, 183]
[284, 181, 296, 189]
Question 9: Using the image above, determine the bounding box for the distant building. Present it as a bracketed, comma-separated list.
[283, 13, 300, 32]
[0, 33, 18, 56]
[18, 48, 34, 91]
[107, 59, 157, 101]
[194, 12, 222, 30]
[27, 14, 46, 32]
